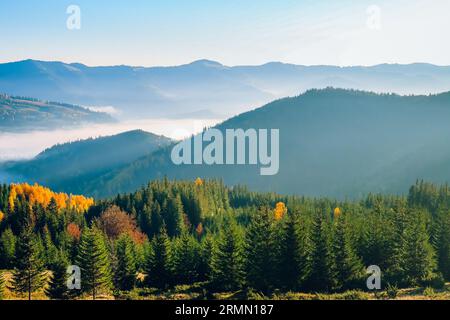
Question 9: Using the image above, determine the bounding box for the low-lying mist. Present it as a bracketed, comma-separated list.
[0, 118, 222, 161]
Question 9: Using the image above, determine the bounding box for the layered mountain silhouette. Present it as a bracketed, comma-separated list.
[2, 59, 450, 118]
[6, 88, 450, 199]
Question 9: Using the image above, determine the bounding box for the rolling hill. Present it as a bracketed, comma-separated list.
[2, 59, 450, 119]
[80, 88, 450, 199]
[4, 130, 173, 193]
[0, 93, 114, 131]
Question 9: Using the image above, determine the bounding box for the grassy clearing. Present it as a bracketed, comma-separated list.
[1, 270, 449, 300]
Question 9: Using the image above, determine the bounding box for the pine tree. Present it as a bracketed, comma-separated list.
[150, 202, 163, 238]
[402, 211, 437, 286]
[385, 204, 408, 286]
[171, 231, 200, 284]
[245, 208, 275, 293]
[198, 235, 214, 281]
[333, 213, 364, 290]
[42, 228, 59, 268]
[433, 208, 450, 281]
[164, 195, 185, 237]
[10, 226, 46, 300]
[210, 219, 244, 291]
[276, 212, 303, 291]
[114, 234, 137, 291]
[46, 255, 70, 300]
[0, 228, 16, 269]
[295, 215, 312, 290]
[144, 225, 171, 289]
[76, 227, 112, 299]
[304, 211, 336, 292]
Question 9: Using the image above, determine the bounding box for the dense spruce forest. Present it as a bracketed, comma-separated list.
[0, 179, 449, 300]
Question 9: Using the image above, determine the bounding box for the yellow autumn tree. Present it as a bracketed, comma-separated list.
[274, 202, 287, 221]
[195, 177, 203, 186]
[334, 207, 342, 219]
[7, 183, 93, 213]
[0, 210, 4, 222]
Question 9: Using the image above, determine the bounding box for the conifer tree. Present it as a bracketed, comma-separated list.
[433, 208, 450, 280]
[171, 231, 200, 284]
[164, 195, 185, 237]
[245, 208, 275, 292]
[114, 234, 137, 291]
[46, 255, 70, 300]
[210, 219, 244, 291]
[402, 211, 437, 286]
[150, 202, 163, 238]
[386, 204, 408, 285]
[333, 213, 364, 290]
[198, 235, 214, 281]
[0, 228, 16, 269]
[304, 211, 336, 292]
[276, 212, 303, 290]
[10, 226, 46, 300]
[42, 229, 59, 267]
[144, 225, 171, 289]
[76, 227, 112, 299]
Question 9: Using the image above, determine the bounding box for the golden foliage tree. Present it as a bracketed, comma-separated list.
[195, 177, 203, 187]
[334, 207, 342, 219]
[274, 202, 287, 221]
[8, 183, 93, 213]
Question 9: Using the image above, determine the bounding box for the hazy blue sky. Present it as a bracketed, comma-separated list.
[1, 0, 449, 66]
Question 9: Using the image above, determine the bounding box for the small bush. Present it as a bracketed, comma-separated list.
[386, 284, 399, 299]
[421, 273, 445, 289]
[246, 288, 267, 300]
[423, 287, 435, 297]
[339, 290, 371, 300]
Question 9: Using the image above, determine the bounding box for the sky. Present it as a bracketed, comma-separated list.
[0, 0, 450, 67]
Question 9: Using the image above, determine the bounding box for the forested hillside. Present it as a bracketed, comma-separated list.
[0, 93, 114, 131]
[5, 130, 173, 194]
[0, 179, 448, 300]
[81, 88, 450, 199]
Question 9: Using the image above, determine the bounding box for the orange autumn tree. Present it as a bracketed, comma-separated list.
[67, 223, 82, 241]
[8, 183, 94, 213]
[195, 177, 203, 187]
[195, 223, 204, 237]
[96, 205, 147, 244]
[274, 202, 287, 221]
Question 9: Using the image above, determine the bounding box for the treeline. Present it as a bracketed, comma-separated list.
[0, 179, 449, 299]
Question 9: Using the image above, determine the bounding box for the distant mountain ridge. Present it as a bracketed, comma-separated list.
[2, 59, 450, 118]
[0, 93, 114, 131]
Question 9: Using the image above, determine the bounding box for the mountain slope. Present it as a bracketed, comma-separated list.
[0, 93, 114, 131]
[2, 60, 450, 118]
[83, 88, 450, 199]
[5, 130, 173, 194]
